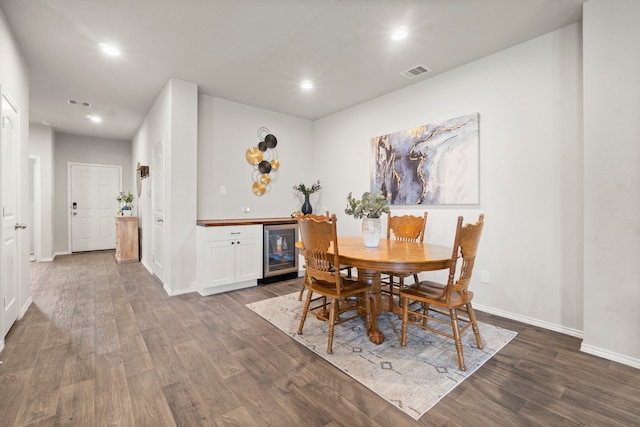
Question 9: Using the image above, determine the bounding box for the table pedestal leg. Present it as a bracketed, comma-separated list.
[358, 268, 384, 344]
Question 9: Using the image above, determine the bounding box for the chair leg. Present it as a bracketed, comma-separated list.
[422, 303, 429, 328]
[327, 298, 337, 354]
[397, 276, 404, 301]
[467, 302, 484, 350]
[297, 289, 313, 335]
[450, 309, 466, 371]
[298, 271, 308, 301]
[400, 295, 409, 347]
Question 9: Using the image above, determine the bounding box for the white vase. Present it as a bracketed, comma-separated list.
[362, 217, 381, 247]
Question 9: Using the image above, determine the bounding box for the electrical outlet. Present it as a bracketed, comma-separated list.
[480, 270, 490, 283]
[219, 185, 226, 195]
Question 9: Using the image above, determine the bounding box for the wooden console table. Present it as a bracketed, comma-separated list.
[115, 216, 139, 263]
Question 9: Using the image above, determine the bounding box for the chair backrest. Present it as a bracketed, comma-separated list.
[387, 211, 428, 242]
[294, 211, 330, 221]
[297, 214, 345, 295]
[445, 214, 485, 301]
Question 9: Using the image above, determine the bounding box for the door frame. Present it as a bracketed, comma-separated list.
[29, 156, 42, 261]
[66, 162, 122, 253]
[151, 140, 164, 283]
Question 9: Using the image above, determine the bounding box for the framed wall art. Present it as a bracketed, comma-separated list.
[370, 113, 479, 205]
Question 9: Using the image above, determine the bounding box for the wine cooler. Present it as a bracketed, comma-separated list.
[259, 223, 299, 284]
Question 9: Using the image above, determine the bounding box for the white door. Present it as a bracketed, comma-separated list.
[152, 141, 164, 281]
[1, 91, 21, 338]
[69, 163, 120, 252]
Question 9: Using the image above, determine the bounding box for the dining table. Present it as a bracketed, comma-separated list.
[299, 236, 455, 345]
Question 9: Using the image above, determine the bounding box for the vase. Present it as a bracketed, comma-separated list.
[301, 194, 312, 215]
[362, 217, 381, 247]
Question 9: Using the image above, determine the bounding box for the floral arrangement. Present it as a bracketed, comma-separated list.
[345, 191, 389, 219]
[117, 191, 134, 212]
[293, 180, 321, 196]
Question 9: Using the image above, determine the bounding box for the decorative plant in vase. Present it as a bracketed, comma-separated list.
[117, 191, 135, 216]
[293, 180, 321, 215]
[345, 190, 390, 247]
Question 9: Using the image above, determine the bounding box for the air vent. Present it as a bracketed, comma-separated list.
[399, 64, 431, 79]
[67, 99, 92, 107]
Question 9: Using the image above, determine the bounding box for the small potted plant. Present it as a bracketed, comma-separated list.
[345, 190, 389, 247]
[117, 191, 135, 216]
[293, 180, 321, 214]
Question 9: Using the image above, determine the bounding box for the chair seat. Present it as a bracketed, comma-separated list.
[401, 281, 474, 308]
[307, 276, 371, 299]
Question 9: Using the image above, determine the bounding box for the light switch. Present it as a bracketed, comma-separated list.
[219, 186, 226, 195]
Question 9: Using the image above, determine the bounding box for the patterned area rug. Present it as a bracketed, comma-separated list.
[247, 292, 517, 420]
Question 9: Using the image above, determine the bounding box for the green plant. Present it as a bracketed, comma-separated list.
[293, 180, 321, 196]
[345, 191, 389, 219]
[117, 191, 134, 209]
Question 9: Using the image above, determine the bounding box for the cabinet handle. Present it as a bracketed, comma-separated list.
[230, 232, 241, 235]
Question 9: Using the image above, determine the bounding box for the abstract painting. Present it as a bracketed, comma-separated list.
[370, 113, 479, 205]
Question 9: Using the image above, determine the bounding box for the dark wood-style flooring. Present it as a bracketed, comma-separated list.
[0, 251, 638, 426]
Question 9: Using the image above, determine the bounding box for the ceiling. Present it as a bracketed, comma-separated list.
[0, 0, 585, 141]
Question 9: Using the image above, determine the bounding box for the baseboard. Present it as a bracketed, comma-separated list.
[165, 284, 197, 296]
[197, 280, 257, 296]
[580, 344, 640, 369]
[19, 298, 32, 319]
[473, 303, 584, 339]
[52, 251, 70, 260]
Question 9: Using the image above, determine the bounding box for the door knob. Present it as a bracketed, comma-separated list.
[14, 223, 27, 230]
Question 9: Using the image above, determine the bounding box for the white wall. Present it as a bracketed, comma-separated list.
[28, 123, 54, 260]
[52, 132, 132, 254]
[314, 24, 585, 336]
[132, 78, 198, 295]
[0, 6, 31, 338]
[198, 95, 315, 219]
[582, 0, 640, 365]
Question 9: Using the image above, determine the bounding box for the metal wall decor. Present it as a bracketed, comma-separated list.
[246, 127, 279, 196]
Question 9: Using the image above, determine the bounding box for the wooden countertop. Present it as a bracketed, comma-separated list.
[196, 217, 297, 227]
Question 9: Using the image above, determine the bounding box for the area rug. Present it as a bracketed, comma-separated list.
[247, 292, 517, 420]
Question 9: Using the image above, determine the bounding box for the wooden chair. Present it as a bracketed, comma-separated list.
[381, 211, 428, 299]
[400, 214, 485, 371]
[297, 212, 353, 301]
[297, 214, 372, 354]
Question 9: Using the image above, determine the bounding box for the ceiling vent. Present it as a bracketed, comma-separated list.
[67, 99, 92, 107]
[399, 64, 431, 79]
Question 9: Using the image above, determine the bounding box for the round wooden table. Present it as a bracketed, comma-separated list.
[330, 237, 454, 344]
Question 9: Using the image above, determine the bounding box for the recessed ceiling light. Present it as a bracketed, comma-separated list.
[99, 43, 120, 57]
[301, 80, 313, 90]
[392, 27, 408, 41]
[86, 114, 103, 123]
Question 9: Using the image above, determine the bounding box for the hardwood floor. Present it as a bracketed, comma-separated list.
[1, 251, 638, 426]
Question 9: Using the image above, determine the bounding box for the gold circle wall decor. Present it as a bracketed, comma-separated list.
[246, 127, 279, 196]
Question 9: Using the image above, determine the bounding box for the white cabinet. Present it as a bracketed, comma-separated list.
[196, 224, 262, 295]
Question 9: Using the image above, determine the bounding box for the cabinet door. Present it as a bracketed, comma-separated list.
[234, 237, 262, 282]
[200, 240, 236, 286]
